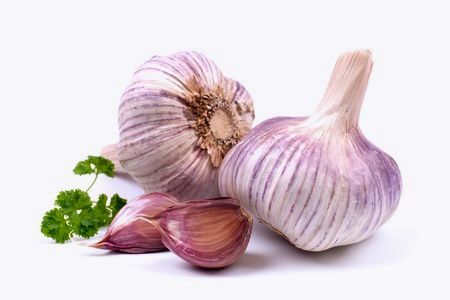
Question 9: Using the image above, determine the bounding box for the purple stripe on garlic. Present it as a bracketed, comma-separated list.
[103, 51, 254, 200]
[219, 50, 401, 251]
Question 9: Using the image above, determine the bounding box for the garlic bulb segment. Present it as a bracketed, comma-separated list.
[149, 198, 253, 268]
[219, 50, 401, 251]
[90, 192, 179, 253]
[114, 51, 254, 200]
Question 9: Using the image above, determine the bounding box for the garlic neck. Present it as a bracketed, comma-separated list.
[311, 50, 373, 133]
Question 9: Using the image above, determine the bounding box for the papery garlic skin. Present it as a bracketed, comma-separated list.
[150, 198, 253, 268]
[219, 50, 401, 251]
[90, 192, 179, 253]
[110, 51, 254, 200]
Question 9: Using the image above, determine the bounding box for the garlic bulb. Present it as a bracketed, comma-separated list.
[219, 50, 401, 251]
[105, 51, 254, 200]
[90, 192, 179, 253]
[149, 198, 253, 268]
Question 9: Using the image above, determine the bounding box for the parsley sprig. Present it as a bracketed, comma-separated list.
[41, 156, 127, 243]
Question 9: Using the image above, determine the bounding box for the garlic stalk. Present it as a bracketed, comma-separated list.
[219, 50, 401, 251]
[148, 198, 253, 268]
[90, 192, 179, 253]
[104, 51, 255, 200]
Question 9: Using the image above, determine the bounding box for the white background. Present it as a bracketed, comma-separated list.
[1, 0, 449, 299]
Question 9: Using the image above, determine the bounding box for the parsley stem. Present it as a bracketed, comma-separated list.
[86, 171, 99, 192]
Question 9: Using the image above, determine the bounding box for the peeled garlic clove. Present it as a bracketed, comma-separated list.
[150, 198, 253, 268]
[107, 51, 255, 201]
[219, 50, 401, 251]
[90, 192, 179, 253]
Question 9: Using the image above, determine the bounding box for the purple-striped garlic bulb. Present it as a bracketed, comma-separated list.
[104, 51, 254, 200]
[219, 50, 401, 251]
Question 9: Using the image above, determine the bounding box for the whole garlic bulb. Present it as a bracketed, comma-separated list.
[107, 51, 254, 200]
[219, 50, 401, 251]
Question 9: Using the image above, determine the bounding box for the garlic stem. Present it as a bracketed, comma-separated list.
[311, 49, 373, 132]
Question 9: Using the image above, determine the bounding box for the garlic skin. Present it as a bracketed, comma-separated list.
[219, 50, 401, 251]
[107, 51, 254, 200]
[150, 198, 253, 268]
[90, 192, 179, 253]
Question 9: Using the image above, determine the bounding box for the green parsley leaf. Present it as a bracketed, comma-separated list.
[70, 209, 100, 239]
[55, 189, 91, 212]
[41, 156, 127, 243]
[92, 194, 111, 227]
[109, 193, 127, 218]
[41, 208, 72, 243]
[73, 155, 115, 178]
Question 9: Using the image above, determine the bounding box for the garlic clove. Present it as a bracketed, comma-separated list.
[149, 198, 253, 268]
[90, 192, 179, 253]
[107, 51, 255, 201]
[90, 218, 163, 253]
[219, 50, 401, 251]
